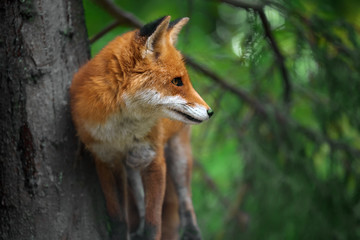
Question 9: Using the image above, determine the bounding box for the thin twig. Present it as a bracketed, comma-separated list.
[221, 0, 264, 11]
[89, 20, 121, 44]
[257, 9, 291, 104]
[185, 56, 268, 117]
[297, 125, 360, 158]
[194, 160, 249, 229]
[92, 0, 143, 28]
[221, 0, 291, 104]
[193, 160, 229, 207]
[223, 184, 249, 227]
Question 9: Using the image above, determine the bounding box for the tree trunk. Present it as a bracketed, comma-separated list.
[0, 0, 107, 239]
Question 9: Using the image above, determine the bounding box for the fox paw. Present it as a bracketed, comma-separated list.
[181, 224, 202, 240]
[130, 232, 143, 240]
[126, 143, 156, 169]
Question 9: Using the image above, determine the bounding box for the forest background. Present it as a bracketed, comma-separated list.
[2, 0, 360, 239]
[84, 0, 360, 239]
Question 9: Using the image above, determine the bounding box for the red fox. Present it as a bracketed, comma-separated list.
[70, 16, 213, 240]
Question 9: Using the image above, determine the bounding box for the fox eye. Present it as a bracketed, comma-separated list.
[171, 77, 183, 86]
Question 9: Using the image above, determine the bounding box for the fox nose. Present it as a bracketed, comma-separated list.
[207, 108, 214, 118]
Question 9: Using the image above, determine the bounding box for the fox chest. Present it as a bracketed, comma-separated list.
[85, 114, 157, 163]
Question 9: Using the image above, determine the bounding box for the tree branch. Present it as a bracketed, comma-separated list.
[221, 0, 292, 104]
[221, 0, 264, 11]
[185, 56, 268, 117]
[89, 20, 121, 44]
[257, 9, 291, 104]
[297, 125, 360, 159]
[193, 160, 229, 206]
[194, 160, 249, 228]
[92, 0, 143, 28]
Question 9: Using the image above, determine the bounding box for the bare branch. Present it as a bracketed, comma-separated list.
[257, 9, 291, 104]
[92, 0, 143, 28]
[223, 184, 249, 229]
[90, 0, 143, 43]
[221, 0, 292, 104]
[297, 125, 360, 159]
[193, 160, 249, 229]
[89, 20, 121, 44]
[184, 56, 268, 117]
[193, 160, 229, 206]
[221, 0, 264, 11]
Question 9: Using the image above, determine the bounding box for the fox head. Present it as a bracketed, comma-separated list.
[118, 16, 213, 125]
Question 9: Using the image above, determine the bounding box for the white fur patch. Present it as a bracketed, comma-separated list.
[86, 88, 209, 163]
[86, 108, 159, 164]
[162, 102, 209, 125]
[126, 142, 156, 169]
[123, 89, 187, 108]
[124, 89, 210, 125]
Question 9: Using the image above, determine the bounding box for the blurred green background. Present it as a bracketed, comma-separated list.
[82, 0, 360, 239]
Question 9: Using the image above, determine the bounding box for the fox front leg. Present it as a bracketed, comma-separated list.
[165, 128, 202, 240]
[126, 142, 156, 239]
[126, 166, 146, 239]
[142, 151, 167, 240]
[95, 158, 130, 240]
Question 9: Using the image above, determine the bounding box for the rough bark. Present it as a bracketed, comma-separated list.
[0, 0, 107, 239]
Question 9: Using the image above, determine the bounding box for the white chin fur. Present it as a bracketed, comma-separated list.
[158, 94, 209, 124]
[163, 104, 209, 125]
[163, 109, 200, 125]
[123, 89, 209, 124]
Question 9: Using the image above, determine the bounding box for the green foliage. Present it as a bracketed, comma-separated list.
[83, 0, 360, 239]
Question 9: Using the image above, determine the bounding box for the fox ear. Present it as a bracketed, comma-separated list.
[140, 16, 171, 58]
[168, 17, 189, 45]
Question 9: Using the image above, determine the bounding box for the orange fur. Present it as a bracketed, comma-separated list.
[70, 16, 212, 240]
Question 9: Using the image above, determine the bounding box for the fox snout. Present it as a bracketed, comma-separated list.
[163, 100, 213, 125]
[162, 89, 213, 125]
[207, 108, 214, 118]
